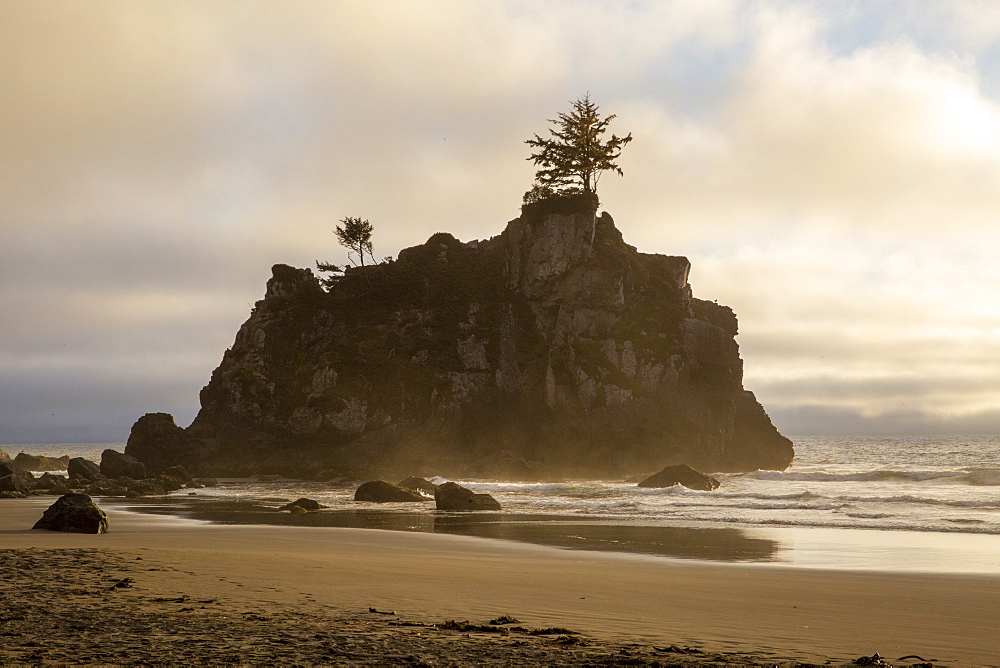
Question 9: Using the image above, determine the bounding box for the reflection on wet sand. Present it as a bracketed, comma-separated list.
[115, 498, 780, 563]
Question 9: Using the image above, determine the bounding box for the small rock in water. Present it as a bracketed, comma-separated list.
[33, 492, 109, 534]
[354, 481, 426, 503]
[278, 497, 326, 512]
[434, 481, 501, 511]
[636, 464, 720, 491]
[397, 476, 438, 495]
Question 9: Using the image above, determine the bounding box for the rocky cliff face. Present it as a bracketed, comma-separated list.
[127, 198, 793, 479]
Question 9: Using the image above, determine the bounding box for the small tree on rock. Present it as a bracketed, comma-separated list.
[335, 216, 375, 267]
[316, 216, 376, 288]
[525, 93, 632, 200]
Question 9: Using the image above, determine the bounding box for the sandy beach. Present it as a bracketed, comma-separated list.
[2, 498, 998, 666]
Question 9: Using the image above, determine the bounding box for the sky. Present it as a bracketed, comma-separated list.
[2, 0, 999, 444]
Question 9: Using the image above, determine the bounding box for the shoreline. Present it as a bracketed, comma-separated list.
[112, 493, 1000, 574]
[4, 497, 1000, 665]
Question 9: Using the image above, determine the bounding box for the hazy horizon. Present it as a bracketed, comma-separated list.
[3, 0, 999, 444]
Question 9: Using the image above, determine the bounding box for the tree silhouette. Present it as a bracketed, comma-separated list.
[525, 93, 632, 199]
[316, 216, 375, 288]
[335, 216, 374, 267]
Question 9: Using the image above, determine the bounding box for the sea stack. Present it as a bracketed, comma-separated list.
[126, 195, 793, 479]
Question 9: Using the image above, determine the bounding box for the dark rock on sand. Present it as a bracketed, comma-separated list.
[0, 474, 30, 497]
[33, 472, 72, 494]
[0, 451, 34, 497]
[397, 476, 439, 495]
[14, 452, 71, 471]
[279, 497, 327, 512]
[68, 457, 102, 483]
[156, 474, 185, 492]
[83, 480, 128, 497]
[637, 464, 720, 491]
[354, 481, 427, 503]
[32, 492, 109, 533]
[100, 449, 146, 480]
[434, 481, 501, 511]
[162, 465, 194, 484]
[124, 480, 166, 497]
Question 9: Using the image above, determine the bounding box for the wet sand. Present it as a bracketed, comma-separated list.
[3, 498, 999, 666]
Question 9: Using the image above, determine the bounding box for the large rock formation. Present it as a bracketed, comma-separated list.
[100, 449, 146, 480]
[126, 196, 793, 479]
[13, 453, 71, 472]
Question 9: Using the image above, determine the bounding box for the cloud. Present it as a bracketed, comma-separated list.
[611, 6, 1000, 249]
[773, 405, 1000, 437]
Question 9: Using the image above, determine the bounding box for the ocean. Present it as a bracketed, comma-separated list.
[7, 435, 1000, 573]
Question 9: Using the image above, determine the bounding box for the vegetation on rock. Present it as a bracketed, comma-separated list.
[525, 93, 632, 202]
[316, 216, 378, 288]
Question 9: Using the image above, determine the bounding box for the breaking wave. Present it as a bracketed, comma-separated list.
[749, 469, 999, 485]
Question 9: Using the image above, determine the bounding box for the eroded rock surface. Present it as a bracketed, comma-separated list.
[126, 197, 793, 479]
[33, 493, 109, 534]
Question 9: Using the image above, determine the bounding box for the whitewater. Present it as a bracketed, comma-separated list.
[14, 434, 999, 535]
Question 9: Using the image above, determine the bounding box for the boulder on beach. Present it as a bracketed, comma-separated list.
[32, 492, 109, 534]
[68, 457, 102, 483]
[637, 464, 720, 491]
[398, 476, 439, 495]
[155, 474, 184, 492]
[100, 449, 146, 480]
[434, 481, 501, 511]
[124, 480, 166, 497]
[33, 472, 71, 494]
[354, 481, 427, 503]
[13, 453, 70, 472]
[279, 497, 327, 512]
[0, 451, 34, 497]
[162, 465, 194, 484]
[83, 480, 128, 497]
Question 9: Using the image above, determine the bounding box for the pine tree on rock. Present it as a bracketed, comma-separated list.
[525, 93, 632, 201]
[316, 216, 375, 289]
